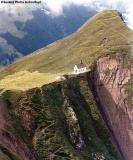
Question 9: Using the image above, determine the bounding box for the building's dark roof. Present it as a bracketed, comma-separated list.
[75, 63, 86, 69]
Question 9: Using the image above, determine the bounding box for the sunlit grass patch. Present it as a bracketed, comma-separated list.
[0, 70, 60, 90]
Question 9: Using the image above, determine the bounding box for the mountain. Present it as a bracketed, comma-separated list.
[0, 10, 133, 160]
[0, 5, 96, 66]
[0, 10, 132, 90]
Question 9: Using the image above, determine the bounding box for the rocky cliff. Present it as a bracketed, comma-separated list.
[0, 71, 121, 160]
[89, 53, 133, 160]
[0, 96, 38, 160]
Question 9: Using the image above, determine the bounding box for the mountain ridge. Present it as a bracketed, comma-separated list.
[0, 9, 132, 90]
[0, 5, 96, 66]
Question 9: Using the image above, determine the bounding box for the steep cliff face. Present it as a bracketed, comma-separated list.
[0, 96, 38, 160]
[90, 54, 133, 160]
[0, 76, 120, 160]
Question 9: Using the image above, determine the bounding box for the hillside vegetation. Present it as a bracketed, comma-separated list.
[0, 9, 132, 90]
[1, 76, 121, 160]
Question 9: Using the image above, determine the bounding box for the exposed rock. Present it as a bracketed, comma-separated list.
[0, 97, 37, 160]
[62, 97, 85, 151]
[90, 54, 133, 160]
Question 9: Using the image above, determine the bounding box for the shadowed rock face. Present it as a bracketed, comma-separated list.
[0, 98, 38, 160]
[90, 54, 133, 160]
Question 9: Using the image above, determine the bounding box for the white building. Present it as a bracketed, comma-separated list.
[74, 61, 87, 74]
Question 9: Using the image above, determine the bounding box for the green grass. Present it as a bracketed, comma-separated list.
[126, 84, 133, 93]
[0, 10, 132, 90]
[104, 68, 110, 77]
[0, 70, 60, 90]
[28, 85, 81, 159]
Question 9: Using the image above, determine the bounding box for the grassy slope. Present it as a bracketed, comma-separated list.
[0, 10, 132, 90]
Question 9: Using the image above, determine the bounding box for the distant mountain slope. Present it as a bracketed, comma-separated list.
[0, 5, 96, 66]
[0, 10, 132, 90]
